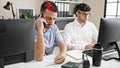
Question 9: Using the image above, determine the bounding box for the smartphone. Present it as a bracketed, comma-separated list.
[41, 14, 46, 28]
[61, 61, 82, 68]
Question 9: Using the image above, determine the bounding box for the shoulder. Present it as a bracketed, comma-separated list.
[65, 21, 75, 28]
[87, 21, 96, 27]
[65, 18, 78, 27]
[86, 21, 98, 30]
[65, 22, 73, 27]
[52, 24, 58, 28]
[51, 24, 59, 31]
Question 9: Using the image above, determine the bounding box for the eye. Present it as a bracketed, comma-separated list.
[53, 18, 56, 20]
[45, 17, 51, 20]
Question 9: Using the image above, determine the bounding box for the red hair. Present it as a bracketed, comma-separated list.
[44, 1, 54, 12]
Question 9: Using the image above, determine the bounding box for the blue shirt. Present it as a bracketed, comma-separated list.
[34, 24, 63, 55]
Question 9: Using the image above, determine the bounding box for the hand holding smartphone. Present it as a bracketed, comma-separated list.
[41, 14, 47, 28]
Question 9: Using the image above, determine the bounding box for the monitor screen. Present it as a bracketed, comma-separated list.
[0, 19, 35, 67]
[97, 18, 120, 51]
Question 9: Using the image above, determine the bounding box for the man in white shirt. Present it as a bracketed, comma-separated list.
[63, 3, 98, 50]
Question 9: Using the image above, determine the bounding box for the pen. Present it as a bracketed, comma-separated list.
[66, 54, 82, 60]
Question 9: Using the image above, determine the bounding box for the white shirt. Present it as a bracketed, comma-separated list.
[63, 18, 98, 50]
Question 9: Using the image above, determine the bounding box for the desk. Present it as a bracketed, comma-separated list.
[5, 48, 120, 68]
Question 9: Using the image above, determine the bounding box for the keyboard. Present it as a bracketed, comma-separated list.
[82, 49, 118, 61]
[102, 49, 116, 55]
[102, 50, 119, 61]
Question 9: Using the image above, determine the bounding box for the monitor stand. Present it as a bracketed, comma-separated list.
[102, 42, 120, 61]
[0, 51, 34, 68]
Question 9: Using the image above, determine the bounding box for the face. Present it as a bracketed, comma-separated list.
[42, 9, 57, 29]
[76, 10, 90, 23]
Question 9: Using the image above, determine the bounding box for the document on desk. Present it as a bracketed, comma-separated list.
[66, 50, 83, 60]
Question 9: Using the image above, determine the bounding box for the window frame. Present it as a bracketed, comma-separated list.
[104, 0, 120, 18]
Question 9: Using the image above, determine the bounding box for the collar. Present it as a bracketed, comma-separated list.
[73, 18, 88, 27]
[73, 18, 83, 27]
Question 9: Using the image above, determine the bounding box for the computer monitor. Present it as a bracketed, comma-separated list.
[0, 19, 35, 68]
[97, 18, 120, 51]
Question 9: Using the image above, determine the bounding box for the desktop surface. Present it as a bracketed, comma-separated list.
[4, 48, 120, 68]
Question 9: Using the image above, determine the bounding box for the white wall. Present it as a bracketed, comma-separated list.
[0, 0, 105, 29]
[0, 0, 45, 19]
[83, 0, 105, 29]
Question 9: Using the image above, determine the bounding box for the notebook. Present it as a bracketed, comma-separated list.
[66, 50, 83, 60]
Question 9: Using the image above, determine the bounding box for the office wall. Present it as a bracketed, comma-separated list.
[0, 0, 104, 29]
[83, 0, 105, 29]
[0, 0, 45, 19]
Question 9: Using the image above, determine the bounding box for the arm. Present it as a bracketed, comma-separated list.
[58, 41, 67, 55]
[34, 18, 45, 61]
[54, 41, 67, 64]
[85, 23, 98, 50]
[53, 25, 67, 64]
[92, 24, 98, 43]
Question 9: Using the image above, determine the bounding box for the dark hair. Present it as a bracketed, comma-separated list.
[74, 3, 91, 14]
[40, 1, 58, 12]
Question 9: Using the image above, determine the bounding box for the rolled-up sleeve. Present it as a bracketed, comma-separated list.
[54, 25, 63, 44]
[34, 24, 38, 42]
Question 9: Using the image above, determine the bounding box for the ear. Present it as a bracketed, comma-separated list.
[76, 11, 78, 15]
[75, 11, 78, 17]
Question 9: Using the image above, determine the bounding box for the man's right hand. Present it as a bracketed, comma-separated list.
[35, 18, 46, 31]
[54, 53, 66, 64]
[85, 44, 94, 50]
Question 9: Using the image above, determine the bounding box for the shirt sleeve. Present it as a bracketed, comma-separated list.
[34, 24, 38, 42]
[54, 25, 63, 44]
[92, 23, 98, 42]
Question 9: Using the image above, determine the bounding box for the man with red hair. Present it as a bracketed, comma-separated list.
[34, 1, 66, 64]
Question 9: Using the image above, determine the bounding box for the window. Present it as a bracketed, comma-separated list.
[104, 0, 120, 18]
[17, 8, 34, 19]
